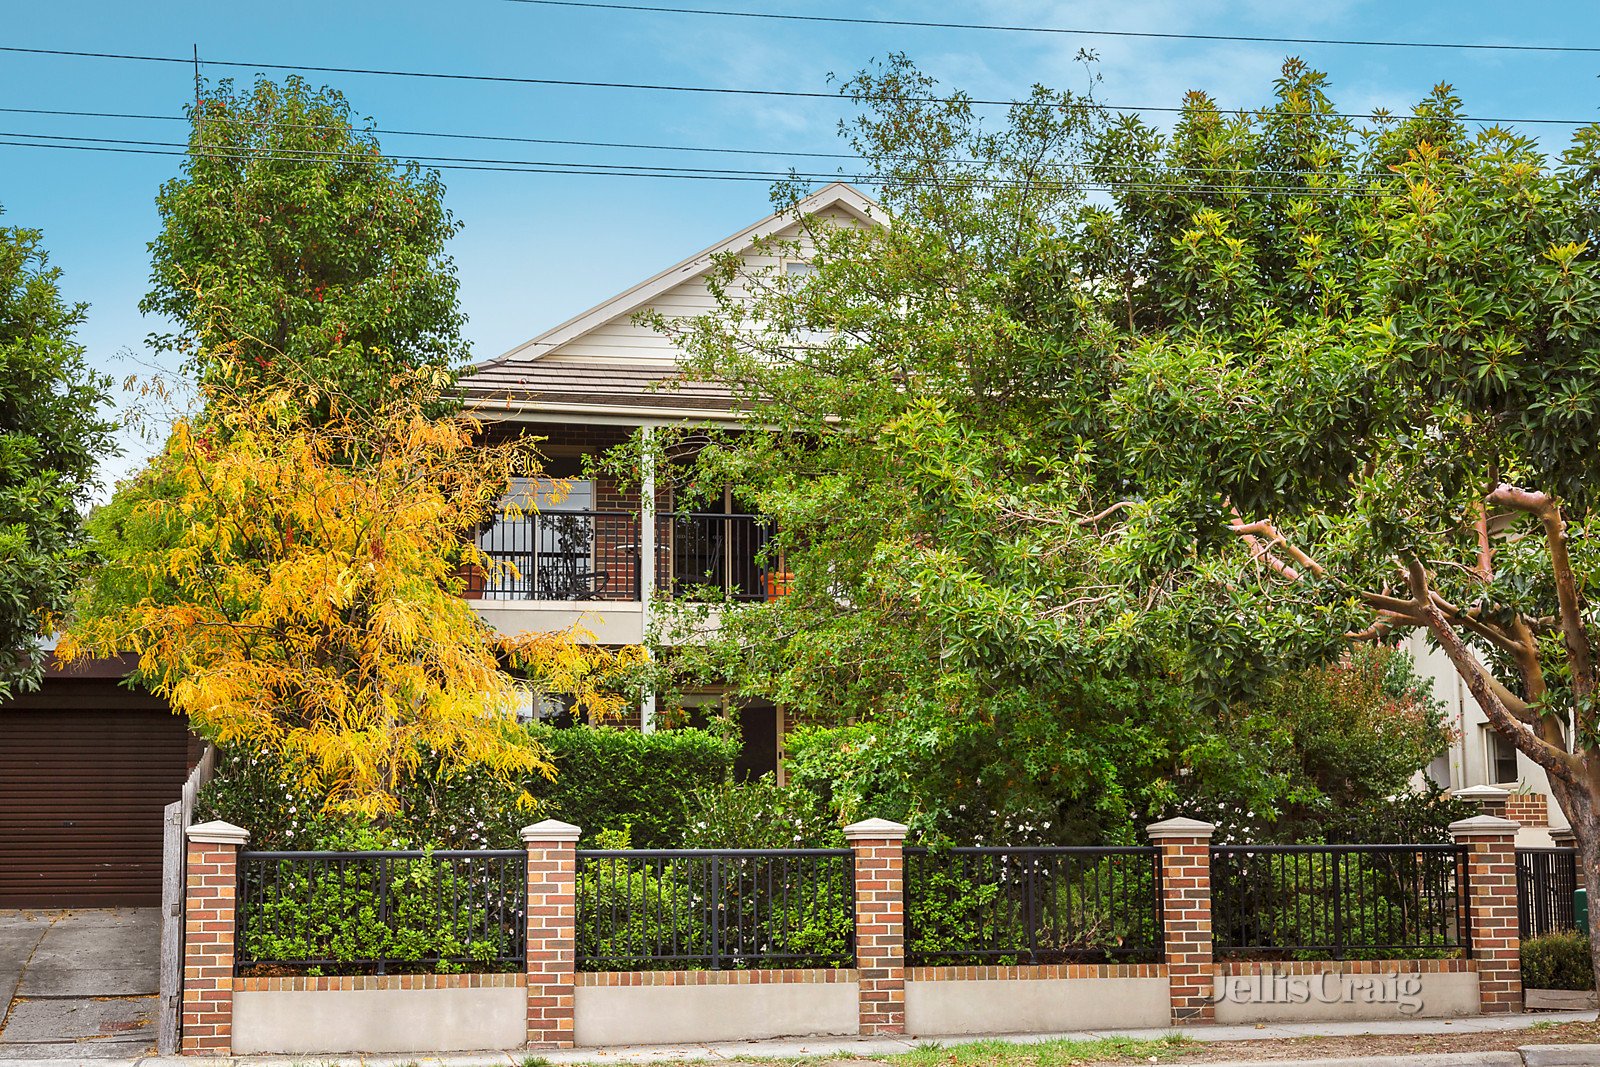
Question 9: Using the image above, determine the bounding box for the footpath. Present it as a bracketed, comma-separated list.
[5, 1011, 1600, 1067]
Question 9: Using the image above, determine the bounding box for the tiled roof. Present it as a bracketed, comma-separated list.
[458, 358, 741, 414]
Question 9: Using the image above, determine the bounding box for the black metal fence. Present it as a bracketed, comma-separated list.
[235, 850, 527, 975]
[655, 512, 777, 603]
[476, 509, 641, 601]
[574, 848, 854, 970]
[1517, 847, 1580, 939]
[1211, 844, 1470, 960]
[903, 846, 1163, 967]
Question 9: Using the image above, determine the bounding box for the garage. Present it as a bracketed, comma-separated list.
[0, 671, 191, 908]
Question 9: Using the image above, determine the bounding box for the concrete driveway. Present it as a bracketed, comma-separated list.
[0, 909, 159, 1060]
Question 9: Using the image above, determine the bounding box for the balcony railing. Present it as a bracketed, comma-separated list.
[473, 509, 783, 604]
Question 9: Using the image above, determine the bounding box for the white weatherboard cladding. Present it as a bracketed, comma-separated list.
[537, 206, 864, 364]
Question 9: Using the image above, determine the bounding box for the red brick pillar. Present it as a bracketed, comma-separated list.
[180, 820, 248, 1055]
[523, 819, 581, 1049]
[1147, 817, 1215, 1026]
[844, 817, 908, 1036]
[1451, 814, 1523, 1014]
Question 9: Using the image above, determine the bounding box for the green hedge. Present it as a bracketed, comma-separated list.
[199, 724, 739, 851]
[530, 725, 739, 848]
[1523, 931, 1595, 991]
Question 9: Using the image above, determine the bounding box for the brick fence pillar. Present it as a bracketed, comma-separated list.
[523, 819, 581, 1049]
[1451, 814, 1523, 1014]
[1147, 817, 1216, 1026]
[844, 817, 909, 1036]
[180, 820, 248, 1055]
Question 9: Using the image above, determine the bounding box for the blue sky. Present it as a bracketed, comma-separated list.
[5, 1, 1600, 488]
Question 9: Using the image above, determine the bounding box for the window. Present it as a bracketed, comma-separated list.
[783, 260, 817, 289]
[1487, 729, 1520, 786]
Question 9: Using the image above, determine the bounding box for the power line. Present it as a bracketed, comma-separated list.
[499, 0, 1600, 55]
[0, 104, 1404, 180]
[0, 133, 1407, 197]
[3, 44, 1598, 127]
[0, 105, 867, 161]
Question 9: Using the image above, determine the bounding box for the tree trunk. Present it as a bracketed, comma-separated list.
[1546, 775, 1600, 1004]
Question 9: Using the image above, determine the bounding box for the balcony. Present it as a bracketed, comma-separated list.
[469, 509, 784, 604]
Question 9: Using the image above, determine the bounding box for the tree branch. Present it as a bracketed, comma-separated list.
[1488, 483, 1595, 702]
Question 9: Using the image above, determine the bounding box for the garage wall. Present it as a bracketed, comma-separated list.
[0, 679, 190, 907]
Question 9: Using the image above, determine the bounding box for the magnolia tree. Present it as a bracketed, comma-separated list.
[65, 368, 642, 817]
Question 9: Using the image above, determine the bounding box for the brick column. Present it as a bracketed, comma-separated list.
[523, 819, 581, 1049]
[1451, 814, 1523, 1014]
[180, 820, 248, 1055]
[844, 817, 908, 1036]
[1148, 817, 1215, 1026]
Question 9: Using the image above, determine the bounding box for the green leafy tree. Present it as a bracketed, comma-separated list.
[1106, 82, 1600, 988]
[632, 57, 1458, 842]
[143, 76, 467, 413]
[0, 212, 115, 697]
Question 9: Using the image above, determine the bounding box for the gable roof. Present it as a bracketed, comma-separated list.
[484, 182, 880, 367]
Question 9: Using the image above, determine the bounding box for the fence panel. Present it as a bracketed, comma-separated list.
[476, 509, 640, 601]
[1517, 847, 1579, 939]
[903, 846, 1163, 967]
[654, 513, 775, 602]
[575, 848, 854, 970]
[1211, 844, 1469, 960]
[235, 850, 527, 975]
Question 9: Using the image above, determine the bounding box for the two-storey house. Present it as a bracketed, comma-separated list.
[459, 181, 879, 778]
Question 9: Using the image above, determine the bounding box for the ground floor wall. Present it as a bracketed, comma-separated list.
[231, 974, 526, 1055]
[573, 970, 858, 1046]
[904, 965, 1169, 1035]
[1211, 959, 1479, 1024]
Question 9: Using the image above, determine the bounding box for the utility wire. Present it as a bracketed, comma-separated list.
[0, 104, 1408, 180]
[2, 44, 1597, 127]
[0, 133, 1410, 197]
[499, 0, 1600, 55]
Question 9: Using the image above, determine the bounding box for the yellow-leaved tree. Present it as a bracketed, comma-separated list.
[62, 367, 644, 817]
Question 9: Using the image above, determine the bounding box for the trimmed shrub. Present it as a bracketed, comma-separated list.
[531, 725, 739, 847]
[199, 724, 739, 850]
[1523, 931, 1595, 991]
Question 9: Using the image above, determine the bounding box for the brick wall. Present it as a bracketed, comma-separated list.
[1506, 792, 1549, 828]
[524, 819, 581, 1049]
[845, 818, 909, 1035]
[180, 821, 248, 1054]
[1451, 815, 1522, 1013]
[1148, 818, 1216, 1026]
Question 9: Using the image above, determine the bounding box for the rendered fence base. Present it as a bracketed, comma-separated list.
[1525, 988, 1598, 1010]
[905, 966, 1169, 1035]
[231, 975, 526, 1055]
[573, 970, 859, 1046]
[1211, 961, 1480, 1024]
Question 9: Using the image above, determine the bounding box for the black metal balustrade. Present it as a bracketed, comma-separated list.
[473, 509, 785, 603]
[475, 509, 641, 601]
[655, 512, 778, 603]
[575, 848, 854, 970]
[1210, 844, 1470, 960]
[1517, 847, 1579, 939]
[235, 850, 527, 975]
[903, 846, 1164, 967]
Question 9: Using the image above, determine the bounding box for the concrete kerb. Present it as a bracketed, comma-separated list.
[20, 1012, 1600, 1067]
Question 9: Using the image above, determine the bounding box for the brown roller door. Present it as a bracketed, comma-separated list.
[0, 680, 190, 907]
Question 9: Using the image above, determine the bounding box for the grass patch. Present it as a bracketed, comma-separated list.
[890, 1035, 1194, 1067]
